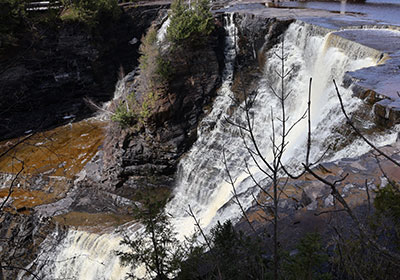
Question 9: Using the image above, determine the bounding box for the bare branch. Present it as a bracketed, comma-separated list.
[0, 162, 24, 211]
[186, 205, 212, 251]
[365, 179, 371, 214]
[0, 133, 34, 160]
[314, 209, 346, 216]
[223, 150, 258, 235]
[304, 164, 400, 264]
[334, 79, 400, 168]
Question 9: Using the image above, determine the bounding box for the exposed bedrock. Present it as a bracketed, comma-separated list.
[337, 28, 400, 127]
[100, 13, 295, 195]
[101, 20, 226, 193]
[1, 5, 400, 277]
[237, 138, 400, 248]
[231, 13, 293, 104]
[0, 5, 166, 141]
[226, 6, 400, 127]
[0, 212, 64, 280]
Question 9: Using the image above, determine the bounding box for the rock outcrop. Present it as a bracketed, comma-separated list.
[0, 5, 164, 141]
[102, 18, 226, 193]
[0, 212, 63, 280]
[231, 14, 293, 103]
[236, 138, 400, 248]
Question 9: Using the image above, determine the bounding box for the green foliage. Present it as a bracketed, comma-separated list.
[139, 26, 158, 71]
[0, 0, 59, 51]
[156, 57, 173, 81]
[281, 233, 331, 280]
[139, 91, 157, 122]
[331, 236, 398, 280]
[178, 221, 267, 280]
[111, 88, 158, 128]
[0, 0, 120, 52]
[179, 224, 334, 280]
[117, 213, 334, 280]
[117, 197, 184, 280]
[167, 0, 214, 46]
[139, 25, 173, 85]
[60, 0, 121, 27]
[111, 100, 137, 128]
[0, 0, 26, 48]
[374, 182, 400, 221]
[372, 182, 400, 251]
[330, 183, 400, 279]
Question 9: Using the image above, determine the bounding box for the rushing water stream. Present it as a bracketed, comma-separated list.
[166, 18, 398, 235]
[20, 14, 400, 280]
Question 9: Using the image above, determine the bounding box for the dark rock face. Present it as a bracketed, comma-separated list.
[349, 83, 400, 128]
[102, 23, 226, 192]
[235, 14, 292, 70]
[0, 6, 166, 275]
[0, 5, 163, 141]
[0, 212, 62, 279]
[231, 13, 293, 103]
[101, 14, 293, 194]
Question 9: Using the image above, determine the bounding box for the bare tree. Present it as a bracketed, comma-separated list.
[222, 37, 400, 279]
[299, 80, 400, 277]
[224, 40, 311, 280]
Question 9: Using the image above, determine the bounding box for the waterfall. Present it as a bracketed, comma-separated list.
[18, 13, 239, 280]
[165, 13, 240, 237]
[157, 17, 171, 44]
[20, 16, 400, 280]
[98, 70, 136, 121]
[24, 230, 130, 280]
[166, 19, 399, 235]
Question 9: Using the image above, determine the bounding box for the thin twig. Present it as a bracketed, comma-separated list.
[223, 150, 258, 235]
[334, 79, 400, 168]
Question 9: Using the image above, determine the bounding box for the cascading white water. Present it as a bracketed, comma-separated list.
[19, 14, 239, 280]
[166, 19, 399, 235]
[27, 230, 130, 280]
[165, 13, 241, 237]
[20, 16, 400, 280]
[98, 70, 136, 121]
[157, 18, 171, 43]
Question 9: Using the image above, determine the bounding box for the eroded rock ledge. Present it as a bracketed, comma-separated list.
[100, 12, 297, 196]
[0, 4, 165, 141]
[101, 16, 226, 193]
[237, 138, 400, 248]
[1, 4, 400, 277]
[224, 4, 400, 127]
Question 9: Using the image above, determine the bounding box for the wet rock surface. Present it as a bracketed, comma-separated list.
[1, 3, 400, 277]
[225, 4, 400, 127]
[0, 211, 63, 280]
[0, 119, 133, 278]
[0, 5, 163, 141]
[101, 22, 226, 193]
[231, 13, 293, 103]
[236, 139, 400, 248]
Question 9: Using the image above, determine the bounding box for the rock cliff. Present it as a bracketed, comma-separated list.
[0, 5, 164, 140]
[102, 17, 226, 193]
